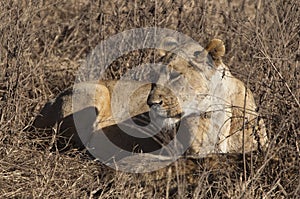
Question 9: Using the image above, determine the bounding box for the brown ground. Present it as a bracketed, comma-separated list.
[0, 0, 299, 198]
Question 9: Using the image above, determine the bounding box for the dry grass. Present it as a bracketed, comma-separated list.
[0, 0, 299, 198]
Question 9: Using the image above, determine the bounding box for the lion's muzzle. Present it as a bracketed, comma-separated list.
[147, 84, 182, 118]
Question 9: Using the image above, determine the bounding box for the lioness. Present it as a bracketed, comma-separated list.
[33, 38, 268, 158]
[147, 37, 268, 156]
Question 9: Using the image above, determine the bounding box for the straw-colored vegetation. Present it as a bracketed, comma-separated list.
[1, 0, 299, 198]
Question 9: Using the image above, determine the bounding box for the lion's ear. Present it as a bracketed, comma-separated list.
[158, 37, 178, 56]
[205, 39, 225, 66]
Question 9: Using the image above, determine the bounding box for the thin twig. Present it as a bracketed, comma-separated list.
[258, 41, 300, 108]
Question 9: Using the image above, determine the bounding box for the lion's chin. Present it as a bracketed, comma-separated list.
[162, 117, 180, 128]
[149, 108, 181, 130]
[150, 109, 181, 120]
[150, 106, 182, 119]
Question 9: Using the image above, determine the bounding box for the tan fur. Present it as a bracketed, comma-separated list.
[34, 38, 268, 157]
[148, 38, 268, 155]
[33, 80, 151, 149]
[205, 39, 225, 66]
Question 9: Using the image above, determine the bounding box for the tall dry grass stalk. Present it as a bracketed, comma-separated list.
[0, 0, 299, 198]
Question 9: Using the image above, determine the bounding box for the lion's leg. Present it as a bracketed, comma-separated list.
[71, 82, 114, 130]
[33, 82, 114, 148]
[182, 107, 234, 156]
[179, 115, 213, 156]
[227, 79, 268, 153]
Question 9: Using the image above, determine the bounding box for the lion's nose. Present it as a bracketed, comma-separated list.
[147, 98, 163, 107]
[147, 84, 163, 107]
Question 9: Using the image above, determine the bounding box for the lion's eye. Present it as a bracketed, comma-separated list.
[194, 51, 202, 57]
[169, 71, 181, 80]
[193, 50, 206, 63]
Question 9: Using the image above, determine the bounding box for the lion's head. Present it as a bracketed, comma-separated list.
[147, 38, 268, 154]
[147, 38, 225, 122]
